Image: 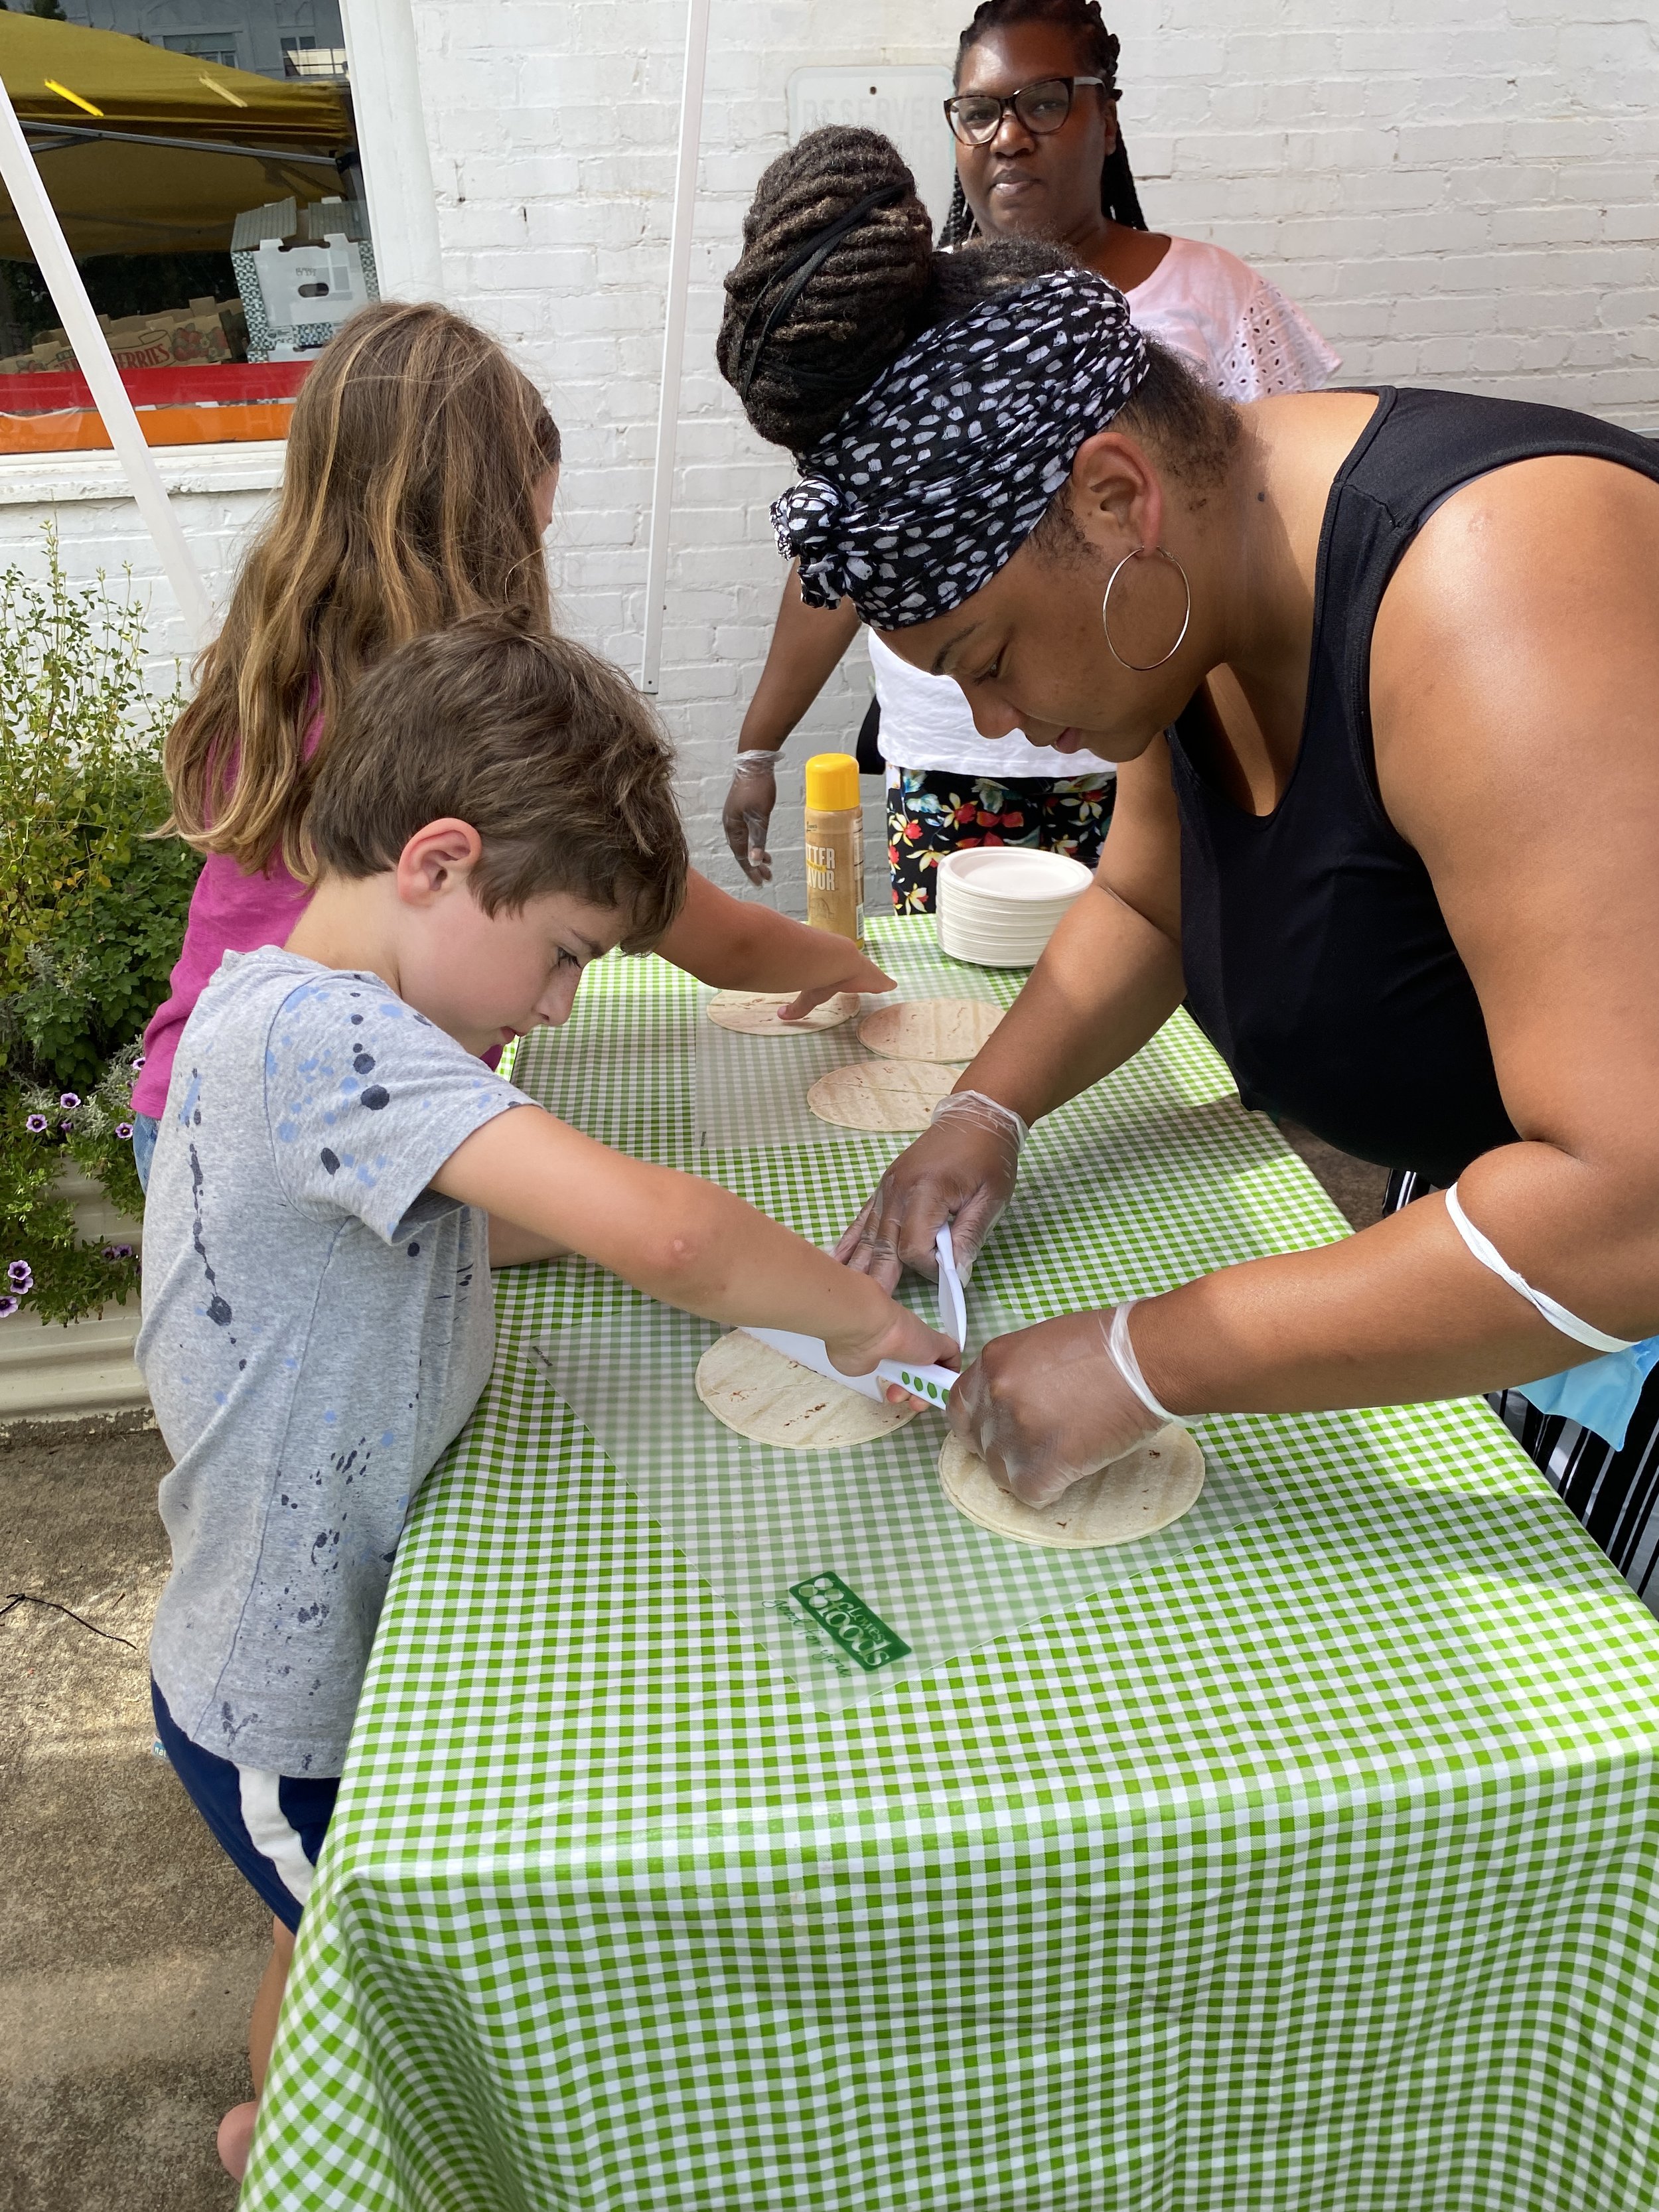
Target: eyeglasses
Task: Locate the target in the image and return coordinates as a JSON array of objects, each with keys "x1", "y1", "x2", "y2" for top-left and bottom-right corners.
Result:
[{"x1": 942, "y1": 75, "x2": 1108, "y2": 148}]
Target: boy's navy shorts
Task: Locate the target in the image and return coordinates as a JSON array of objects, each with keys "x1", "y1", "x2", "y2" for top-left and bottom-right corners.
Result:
[{"x1": 151, "y1": 1680, "x2": 338, "y2": 1933}]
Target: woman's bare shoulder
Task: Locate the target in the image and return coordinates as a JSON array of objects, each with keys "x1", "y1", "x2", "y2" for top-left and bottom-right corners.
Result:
[
  {"x1": 1377, "y1": 453, "x2": 1659, "y2": 703},
  {"x1": 1372, "y1": 451, "x2": 1659, "y2": 848}
]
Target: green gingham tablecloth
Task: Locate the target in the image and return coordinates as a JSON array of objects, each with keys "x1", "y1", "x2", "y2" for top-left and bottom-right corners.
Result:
[{"x1": 243, "y1": 919, "x2": 1659, "y2": 2211}]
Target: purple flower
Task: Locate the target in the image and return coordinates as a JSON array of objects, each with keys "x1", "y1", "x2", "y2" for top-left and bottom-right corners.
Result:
[
  {"x1": 0, "y1": 1297, "x2": 17, "y2": 1320},
  {"x1": 104, "y1": 1244, "x2": 133, "y2": 1262},
  {"x1": 115, "y1": 1123, "x2": 133, "y2": 1141},
  {"x1": 59, "y1": 1119, "x2": 74, "y2": 1134},
  {"x1": 7, "y1": 1261, "x2": 32, "y2": 1291},
  {"x1": 25, "y1": 1113, "x2": 48, "y2": 1134},
  {"x1": 129, "y1": 1055, "x2": 145, "y2": 1071},
  {"x1": 58, "y1": 1092, "x2": 80, "y2": 1110}
]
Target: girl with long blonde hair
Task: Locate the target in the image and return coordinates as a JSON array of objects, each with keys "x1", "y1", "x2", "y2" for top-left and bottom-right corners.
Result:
[{"x1": 133, "y1": 301, "x2": 893, "y2": 1181}]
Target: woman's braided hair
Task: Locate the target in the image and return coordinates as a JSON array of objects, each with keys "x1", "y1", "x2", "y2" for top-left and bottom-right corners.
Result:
[
  {"x1": 717, "y1": 127, "x2": 936, "y2": 451},
  {"x1": 719, "y1": 127, "x2": 1070, "y2": 452},
  {"x1": 938, "y1": 0, "x2": 1146, "y2": 247}
]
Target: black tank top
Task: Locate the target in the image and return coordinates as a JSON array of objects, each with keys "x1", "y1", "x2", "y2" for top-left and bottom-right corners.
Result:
[{"x1": 1169, "y1": 386, "x2": 1659, "y2": 1186}]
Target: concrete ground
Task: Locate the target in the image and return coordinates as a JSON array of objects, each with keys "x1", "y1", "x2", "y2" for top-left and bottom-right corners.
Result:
[
  {"x1": 0, "y1": 1131, "x2": 1386, "y2": 2212},
  {"x1": 1, "y1": 1412, "x2": 264, "y2": 2212}
]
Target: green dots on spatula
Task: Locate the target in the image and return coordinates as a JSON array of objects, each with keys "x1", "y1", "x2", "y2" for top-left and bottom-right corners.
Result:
[{"x1": 899, "y1": 1370, "x2": 949, "y2": 1404}]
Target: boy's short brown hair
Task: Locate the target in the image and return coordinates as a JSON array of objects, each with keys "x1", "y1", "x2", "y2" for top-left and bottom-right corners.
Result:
[{"x1": 304, "y1": 614, "x2": 687, "y2": 948}]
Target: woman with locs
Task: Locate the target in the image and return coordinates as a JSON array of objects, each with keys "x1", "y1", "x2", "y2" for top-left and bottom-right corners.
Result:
[
  {"x1": 721, "y1": 0, "x2": 1336, "y2": 913},
  {"x1": 717, "y1": 128, "x2": 1659, "y2": 1608}
]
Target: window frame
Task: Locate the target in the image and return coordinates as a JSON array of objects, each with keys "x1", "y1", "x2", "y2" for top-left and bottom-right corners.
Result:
[{"x1": 0, "y1": 0, "x2": 438, "y2": 459}]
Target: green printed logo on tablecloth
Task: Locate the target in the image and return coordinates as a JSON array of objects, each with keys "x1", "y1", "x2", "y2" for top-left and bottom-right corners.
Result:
[{"x1": 788, "y1": 1573, "x2": 911, "y2": 1670}]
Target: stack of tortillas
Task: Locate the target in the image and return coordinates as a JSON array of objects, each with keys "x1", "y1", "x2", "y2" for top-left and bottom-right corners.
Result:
[
  {"x1": 695, "y1": 1330, "x2": 919, "y2": 1449},
  {"x1": 938, "y1": 1426, "x2": 1204, "y2": 1548},
  {"x1": 706, "y1": 989, "x2": 860, "y2": 1034},
  {"x1": 803, "y1": 997, "x2": 1005, "y2": 1132}
]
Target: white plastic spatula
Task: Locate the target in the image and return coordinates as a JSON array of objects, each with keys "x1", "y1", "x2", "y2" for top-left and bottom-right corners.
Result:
[
  {"x1": 741, "y1": 1225, "x2": 966, "y2": 1410},
  {"x1": 933, "y1": 1222, "x2": 966, "y2": 1353}
]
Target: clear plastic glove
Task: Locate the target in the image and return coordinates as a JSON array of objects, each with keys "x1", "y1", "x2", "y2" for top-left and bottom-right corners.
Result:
[
  {"x1": 835, "y1": 1090, "x2": 1027, "y2": 1293},
  {"x1": 724, "y1": 750, "x2": 778, "y2": 885},
  {"x1": 946, "y1": 1305, "x2": 1167, "y2": 1507}
]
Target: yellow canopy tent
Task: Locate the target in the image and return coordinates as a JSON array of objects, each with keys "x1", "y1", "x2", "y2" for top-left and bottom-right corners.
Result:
[
  {"x1": 0, "y1": 15, "x2": 350, "y2": 258},
  {"x1": 1, "y1": 14, "x2": 346, "y2": 146}
]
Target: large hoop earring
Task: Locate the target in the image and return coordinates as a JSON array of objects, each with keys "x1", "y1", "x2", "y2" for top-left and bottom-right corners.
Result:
[{"x1": 1102, "y1": 546, "x2": 1192, "y2": 672}]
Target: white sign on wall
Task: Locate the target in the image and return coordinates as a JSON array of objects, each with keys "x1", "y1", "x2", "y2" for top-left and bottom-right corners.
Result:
[{"x1": 786, "y1": 66, "x2": 958, "y2": 240}]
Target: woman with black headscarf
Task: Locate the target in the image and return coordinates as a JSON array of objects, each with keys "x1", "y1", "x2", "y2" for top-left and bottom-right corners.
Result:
[{"x1": 717, "y1": 127, "x2": 1659, "y2": 1609}]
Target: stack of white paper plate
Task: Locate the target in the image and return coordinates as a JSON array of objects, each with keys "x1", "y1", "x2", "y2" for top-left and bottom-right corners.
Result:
[{"x1": 935, "y1": 848, "x2": 1094, "y2": 967}]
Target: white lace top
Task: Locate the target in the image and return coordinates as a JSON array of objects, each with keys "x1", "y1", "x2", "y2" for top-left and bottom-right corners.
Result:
[
  {"x1": 1124, "y1": 234, "x2": 1341, "y2": 403},
  {"x1": 869, "y1": 234, "x2": 1340, "y2": 778}
]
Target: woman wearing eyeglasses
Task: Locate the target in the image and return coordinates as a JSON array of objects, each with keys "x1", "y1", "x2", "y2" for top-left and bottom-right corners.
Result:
[{"x1": 723, "y1": 0, "x2": 1336, "y2": 913}]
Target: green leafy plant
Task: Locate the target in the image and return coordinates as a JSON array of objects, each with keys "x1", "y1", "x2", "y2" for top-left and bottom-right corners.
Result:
[
  {"x1": 2, "y1": 1048, "x2": 145, "y2": 1325},
  {"x1": 1, "y1": 528, "x2": 198, "y2": 1325},
  {"x1": 0, "y1": 528, "x2": 198, "y2": 1090}
]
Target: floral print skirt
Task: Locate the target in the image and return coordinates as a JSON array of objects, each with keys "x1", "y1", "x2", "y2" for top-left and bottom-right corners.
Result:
[{"x1": 883, "y1": 767, "x2": 1115, "y2": 914}]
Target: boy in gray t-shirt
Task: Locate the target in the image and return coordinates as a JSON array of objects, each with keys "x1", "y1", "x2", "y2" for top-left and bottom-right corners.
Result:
[
  {"x1": 140, "y1": 616, "x2": 956, "y2": 2175},
  {"x1": 141, "y1": 950, "x2": 525, "y2": 1778}
]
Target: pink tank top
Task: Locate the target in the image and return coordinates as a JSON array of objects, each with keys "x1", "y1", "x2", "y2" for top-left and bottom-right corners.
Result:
[
  {"x1": 133, "y1": 845, "x2": 314, "y2": 1119},
  {"x1": 135, "y1": 714, "x2": 500, "y2": 1118}
]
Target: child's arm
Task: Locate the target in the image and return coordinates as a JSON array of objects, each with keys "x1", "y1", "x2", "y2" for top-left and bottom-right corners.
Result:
[
  {"x1": 657, "y1": 869, "x2": 894, "y2": 1018},
  {"x1": 488, "y1": 1218, "x2": 571, "y2": 1269},
  {"x1": 435, "y1": 1104, "x2": 957, "y2": 1378}
]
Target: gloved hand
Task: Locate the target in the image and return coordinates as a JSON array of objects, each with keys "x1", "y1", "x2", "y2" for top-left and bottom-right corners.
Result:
[
  {"x1": 723, "y1": 750, "x2": 779, "y2": 885},
  {"x1": 947, "y1": 1302, "x2": 1179, "y2": 1507},
  {"x1": 835, "y1": 1090, "x2": 1027, "y2": 1293}
]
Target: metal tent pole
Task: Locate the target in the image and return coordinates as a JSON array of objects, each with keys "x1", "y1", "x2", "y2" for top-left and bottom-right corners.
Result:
[
  {"x1": 638, "y1": 0, "x2": 711, "y2": 696},
  {"x1": 0, "y1": 77, "x2": 213, "y2": 645}
]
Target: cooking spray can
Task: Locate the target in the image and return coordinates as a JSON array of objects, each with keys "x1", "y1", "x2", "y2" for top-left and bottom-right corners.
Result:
[{"x1": 803, "y1": 751, "x2": 864, "y2": 947}]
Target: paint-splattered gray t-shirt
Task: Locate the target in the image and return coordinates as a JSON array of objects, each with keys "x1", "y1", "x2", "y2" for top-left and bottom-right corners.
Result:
[{"x1": 139, "y1": 946, "x2": 529, "y2": 1775}]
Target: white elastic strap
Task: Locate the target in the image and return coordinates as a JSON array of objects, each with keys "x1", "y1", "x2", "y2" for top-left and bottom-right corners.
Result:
[
  {"x1": 1444, "y1": 1183, "x2": 1634, "y2": 1356},
  {"x1": 1106, "y1": 1299, "x2": 1183, "y2": 1424}
]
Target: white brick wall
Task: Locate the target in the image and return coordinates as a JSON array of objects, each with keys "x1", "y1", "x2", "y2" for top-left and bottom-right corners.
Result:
[
  {"x1": 0, "y1": 450, "x2": 279, "y2": 692},
  {"x1": 1, "y1": 0, "x2": 1654, "y2": 909}
]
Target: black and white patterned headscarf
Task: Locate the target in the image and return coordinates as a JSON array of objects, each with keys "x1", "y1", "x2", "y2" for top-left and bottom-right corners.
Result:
[{"x1": 771, "y1": 266, "x2": 1149, "y2": 628}]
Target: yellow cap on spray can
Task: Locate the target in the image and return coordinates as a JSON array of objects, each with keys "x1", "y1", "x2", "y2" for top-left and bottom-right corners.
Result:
[{"x1": 803, "y1": 751, "x2": 863, "y2": 944}]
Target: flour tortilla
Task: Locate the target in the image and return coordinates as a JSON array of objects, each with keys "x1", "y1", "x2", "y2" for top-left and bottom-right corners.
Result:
[
  {"x1": 707, "y1": 989, "x2": 859, "y2": 1035},
  {"x1": 857, "y1": 999, "x2": 1004, "y2": 1063},
  {"x1": 939, "y1": 1425, "x2": 1204, "y2": 1547},
  {"x1": 696, "y1": 1329, "x2": 919, "y2": 1449},
  {"x1": 806, "y1": 1059, "x2": 957, "y2": 1132}
]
